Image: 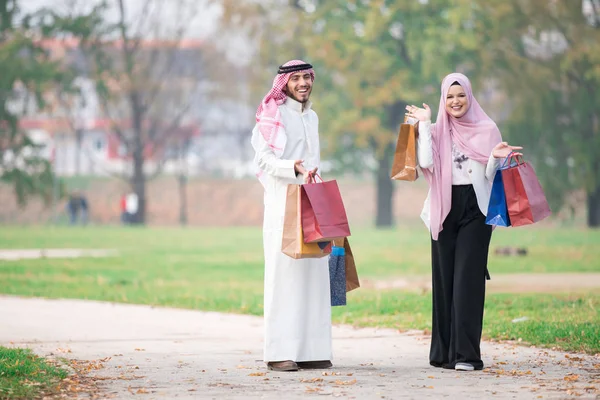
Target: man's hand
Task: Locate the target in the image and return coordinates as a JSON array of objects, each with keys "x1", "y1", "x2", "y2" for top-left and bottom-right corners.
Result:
[
  {"x1": 303, "y1": 167, "x2": 318, "y2": 184},
  {"x1": 492, "y1": 142, "x2": 523, "y2": 159},
  {"x1": 294, "y1": 160, "x2": 306, "y2": 176}
]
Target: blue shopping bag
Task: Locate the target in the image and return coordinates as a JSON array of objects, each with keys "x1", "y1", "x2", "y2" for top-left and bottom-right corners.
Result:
[
  {"x1": 486, "y1": 155, "x2": 514, "y2": 227},
  {"x1": 328, "y1": 246, "x2": 347, "y2": 306}
]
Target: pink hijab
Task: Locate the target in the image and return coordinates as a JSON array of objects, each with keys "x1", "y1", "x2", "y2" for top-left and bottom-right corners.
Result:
[{"x1": 422, "y1": 73, "x2": 502, "y2": 240}]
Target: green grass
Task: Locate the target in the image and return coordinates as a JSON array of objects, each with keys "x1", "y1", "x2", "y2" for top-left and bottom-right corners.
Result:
[
  {"x1": 0, "y1": 347, "x2": 67, "y2": 399},
  {"x1": 333, "y1": 291, "x2": 599, "y2": 354},
  {"x1": 0, "y1": 225, "x2": 599, "y2": 354}
]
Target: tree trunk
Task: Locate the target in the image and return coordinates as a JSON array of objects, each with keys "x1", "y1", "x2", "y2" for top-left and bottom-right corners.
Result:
[
  {"x1": 75, "y1": 128, "x2": 82, "y2": 175},
  {"x1": 587, "y1": 112, "x2": 599, "y2": 228},
  {"x1": 131, "y1": 149, "x2": 145, "y2": 225},
  {"x1": 588, "y1": 186, "x2": 600, "y2": 227},
  {"x1": 374, "y1": 100, "x2": 406, "y2": 228},
  {"x1": 178, "y1": 142, "x2": 188, "y2": 226},
  {"x1": 375, "y1": 144, "x2": 395, "y2": 228},
  {"x1": 131, "y1": 93, "x2": 146, "y2": 225},
  {"x1": 178, "y1": 173, "x2": 187, "y2": 226}
]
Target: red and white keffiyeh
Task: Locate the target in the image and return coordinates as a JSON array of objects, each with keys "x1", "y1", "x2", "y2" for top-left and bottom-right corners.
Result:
[{"x1": 254, "y1": 60, "x2": 315, "y2": 185}]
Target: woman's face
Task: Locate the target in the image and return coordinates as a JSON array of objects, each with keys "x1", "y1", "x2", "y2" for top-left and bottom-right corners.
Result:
[{"x1": 445, "y1": 84, "x2": 469, "y2": 118}]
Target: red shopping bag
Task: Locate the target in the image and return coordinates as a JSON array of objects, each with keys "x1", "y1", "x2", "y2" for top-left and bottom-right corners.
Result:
[
  {"x1": 501, "y1": 155, "x2": 551, "y2": 227},
  {"x1": 301, "y1": 174, "x2": 351, "y2": 243}
]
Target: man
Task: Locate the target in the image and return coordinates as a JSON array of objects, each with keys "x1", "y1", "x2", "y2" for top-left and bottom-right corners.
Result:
[
  {"x1": 251, "y1": 60, "x2": 332, "y2": 372},
  {"x1": 66, "y1": 191, "x2": 80, "y2": 225}
]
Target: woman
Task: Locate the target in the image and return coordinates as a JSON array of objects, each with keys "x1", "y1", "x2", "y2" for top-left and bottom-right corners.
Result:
[{"x1": 405, "y1": 73, "x2": 521, "y2": 371}]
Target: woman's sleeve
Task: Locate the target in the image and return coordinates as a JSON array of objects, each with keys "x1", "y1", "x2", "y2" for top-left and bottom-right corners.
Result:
[
  {"x1": 417, "y1": 120, "x2": 434, "y2": 170},
  {"x1": 485, "y1": 153, "x2": 502, "y2": 181}
]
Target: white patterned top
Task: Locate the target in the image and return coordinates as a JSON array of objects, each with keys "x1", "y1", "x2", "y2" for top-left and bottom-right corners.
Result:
[{"x1": 452, "y1": 141, "x2": 471, "y2": 185}]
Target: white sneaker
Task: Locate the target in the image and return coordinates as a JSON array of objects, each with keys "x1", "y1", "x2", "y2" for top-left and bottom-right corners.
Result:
[{"x1": 455, "y1": 362, "x2": 475, "y2": 371}]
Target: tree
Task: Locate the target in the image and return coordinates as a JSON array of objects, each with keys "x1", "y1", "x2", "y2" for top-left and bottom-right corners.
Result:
[
  {"x1": 75, "y1": 0, "x2": 212, "y2": 224},
  {"x1": 0, "y1": 0, "x2": 105, "y2": 205},
  {"x1": 297, "y1": 0, "x2": 482, "y2": 227},
  {"x1": 220, "y1": 0, "x2": 482, "y2": 227},
  {"x1": 473, "y1": 0, "x2": 600, "y2": 226}
]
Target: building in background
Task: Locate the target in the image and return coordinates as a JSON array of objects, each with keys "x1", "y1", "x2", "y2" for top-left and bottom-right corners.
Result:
[{"x1": 12, "y1": 37, "x2": 254, "y2": 178}]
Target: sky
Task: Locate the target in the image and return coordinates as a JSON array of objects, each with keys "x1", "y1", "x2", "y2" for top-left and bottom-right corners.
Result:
[
  {"x1": 20, "y1": 0, "x2": 221, "y2": 39},
  {"x1": 20, "y1": 0, "x2": 255, "y2": 64}
]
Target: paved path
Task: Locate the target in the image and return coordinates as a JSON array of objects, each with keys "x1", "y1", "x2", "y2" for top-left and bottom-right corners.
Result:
[
  {"x1": 0, "y1": 249, "x2": 117, "y2": 261},
  {"x1": 0, "y1": 296, "x2": 598, "y2": 399}
]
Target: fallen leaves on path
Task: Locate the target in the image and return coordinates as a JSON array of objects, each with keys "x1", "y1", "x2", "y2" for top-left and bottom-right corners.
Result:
[
  {"x1": 565, "y1": 354, "x2": 584, "y2": 362},
  {"x1": 333, "y1": 379, "x2": 357, "y2": 386},
  {"x1": 249, "y1": 372, "x2": 266, "y2": 377},
  {"x1": 484, "y1": 368, "x2": 533, "y2": 376},
  {"x1": 564, "y1": 374, "x2": 580, "y2": 382},
  {"x1": 301, "y1": 377, "x2": 323, "y2": 383},
  {"x1": 305, "y1": 386, "x2": 323, "y2": 392},
  {"x1": 54, "y1": 348, "x2": 72, "y2": 354}
]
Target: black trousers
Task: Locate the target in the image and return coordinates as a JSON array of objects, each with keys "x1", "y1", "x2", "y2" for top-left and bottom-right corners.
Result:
[{"x1": 429, "y1": 185, "x2": 492, "y2": 370}]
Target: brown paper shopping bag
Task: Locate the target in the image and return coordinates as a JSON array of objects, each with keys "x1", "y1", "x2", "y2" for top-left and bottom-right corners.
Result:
[
  {"x1": 333, "y1": 237, "x2": 360, "y2": 292},
  {"x1": 390, "y1": 116, "x2": 419, "y2": 181},
  {"x1": 282, "y1": 184, "x2": 332, "y2": 259}
]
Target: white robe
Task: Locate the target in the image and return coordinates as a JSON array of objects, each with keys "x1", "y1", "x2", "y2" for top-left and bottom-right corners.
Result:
[{"x1": 251, "y1": 97, "x2": 332, "y2": 363}]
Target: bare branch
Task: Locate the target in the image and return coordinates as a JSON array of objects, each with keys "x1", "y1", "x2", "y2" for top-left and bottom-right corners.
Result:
[
  {"x1": 146, "y1": 101, "x2": 193, "y2": 159},
  {"x1": 97, "y1": 94, "x2": 131, "y2": 152},
  {"x1": 145, "y1": 157, "x2": 169, "y2": 181},
  {"x1": 82, "y1": 146, "x2": 130, "y2": 183}
]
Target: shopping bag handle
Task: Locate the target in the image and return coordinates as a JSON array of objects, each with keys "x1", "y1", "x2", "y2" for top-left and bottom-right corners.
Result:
[
  {"x1": 306, "y1": 172, "x2": 324, "y2": 184},
  {"x1": 403, "y1": 114, "x2": 418, "y2": 126},
  {"x1": 500, "y1": 151, "x2": 525, "y2": 169}
]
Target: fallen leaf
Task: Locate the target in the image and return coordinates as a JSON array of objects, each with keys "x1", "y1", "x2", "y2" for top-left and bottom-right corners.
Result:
[
  {"x1": 134, "y1": 348, "x2": 145, "y2": 352},
  {"x1": 249, "y1": 372, "x2": 266, "y2": 377},
  {"x1": 564, "y1": 374, "x2": 579, "y2": 382},
  {"x1": 305, "y1": 386, "x2": 323, "y2": 392},
  {"x1": 136, "y1": 388, "x2": 148, "y2": 394},
  {"x1": 301, "y1": 377, "x2": 324, "y2": 383},
  {"x1": 334, "y1": 379, "x2": 357, "y2": 386}
]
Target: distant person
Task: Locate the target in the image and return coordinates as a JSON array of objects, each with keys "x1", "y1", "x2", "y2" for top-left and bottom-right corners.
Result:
[
  {"x1": 125, "y1": 192, "x2": 138, "y2": 224},
  {"x1": 79, "y1": 192, "x2": 89, "y2": 225},
  {"x1": 120, "y1": 193, "x2": 128, "y2": 224},
  {"x1": 66, "y1": 192, "x2": 80, "y2": 225},
  {"x1": 251, "y1": 60, "x2": 331, "y2": 372},
  {"x1": 406, "y1": 73, "x2": 522, "y2": 371}
]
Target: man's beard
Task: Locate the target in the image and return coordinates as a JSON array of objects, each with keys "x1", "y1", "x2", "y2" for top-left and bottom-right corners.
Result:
[{"x1": 285, "y1": 88, "x2": 311, "y2": 104}]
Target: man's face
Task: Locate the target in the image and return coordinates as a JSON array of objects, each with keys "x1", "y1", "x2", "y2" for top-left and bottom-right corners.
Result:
[{"x1": 285, "y1": 71, "x2": 313, "y2": 103}]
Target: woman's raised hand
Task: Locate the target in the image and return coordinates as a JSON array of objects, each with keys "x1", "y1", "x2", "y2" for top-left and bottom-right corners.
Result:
[
  {"x1": 492, "y1": 142, "x2": 523, "y2": 159},
  {"x1": 405, "y1": 103, "x2": 431, "y2": 122}
]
